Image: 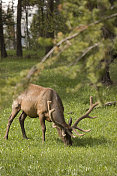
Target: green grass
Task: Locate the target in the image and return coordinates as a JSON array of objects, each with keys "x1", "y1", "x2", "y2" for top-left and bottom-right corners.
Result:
[{"x1": 0, "y1": 58, "x2": 117, "y2": 176}]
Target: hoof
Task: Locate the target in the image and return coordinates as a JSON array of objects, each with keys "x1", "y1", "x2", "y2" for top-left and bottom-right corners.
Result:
[
  {"x1": 4, "y1": 136, "x2": 8, "y2": 140},
  {"x1": 23, "y1": 136, "x2": 29, "y2": 140}
]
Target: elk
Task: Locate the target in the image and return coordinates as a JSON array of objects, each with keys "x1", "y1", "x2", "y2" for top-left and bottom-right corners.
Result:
[{"x1": 4, "y1": 84, "x2": 98, "y2": 145}]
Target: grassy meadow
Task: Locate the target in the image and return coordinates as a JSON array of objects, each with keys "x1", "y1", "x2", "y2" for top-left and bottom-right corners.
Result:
[{"x1": 0, "y1": 57, "x2": 117, "y2": 176}]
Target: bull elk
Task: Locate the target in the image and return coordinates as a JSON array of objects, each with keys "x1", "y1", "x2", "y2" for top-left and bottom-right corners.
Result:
[{"x1": 4, "y1": 84, "x2": 98, "y2": 145}]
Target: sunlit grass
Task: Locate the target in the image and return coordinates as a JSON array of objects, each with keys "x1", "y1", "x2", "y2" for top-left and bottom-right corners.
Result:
[{"x1": 0, "y1": 58, "x2": 117, "y2": 176}]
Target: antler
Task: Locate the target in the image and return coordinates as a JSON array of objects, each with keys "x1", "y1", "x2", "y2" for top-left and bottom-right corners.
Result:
[
  {"x1": 71, "y1": 96, "x2": 98, "y2": 136},
  {"x1": 47, "y1": 101, "x2": 76, "y2": 138},
  {"x1": 47, "y1": 101, "x2": 55, "y2": 121}
]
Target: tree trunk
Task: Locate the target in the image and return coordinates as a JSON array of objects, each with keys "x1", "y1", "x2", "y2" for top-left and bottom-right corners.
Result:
[
  {"x1": 25, "y1": 5, "x2": 30, "y2": 48},
  {"x1": 0, "y1": 1, "x2": 7, "y2": 58},
  {"x1": 45, "y1": 0, "x2": 54, "y2": 53},
  {"x1": 16, "y1": 0, "x2": 22, "y2": 57},
  {"x1": 40, "y1": 0, "x2": 44, "y2": 37},
  {"x1": 101, "y1": 65, "x2": 113, "y2": 85},
  {"x1": 12, "y1": 0, "x2": 16, "y2": 50}
]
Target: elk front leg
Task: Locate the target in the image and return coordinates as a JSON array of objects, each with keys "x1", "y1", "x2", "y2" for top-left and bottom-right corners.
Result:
[
  {"x1": 19, "y1": 112, "x2": 27, "y2": 139},
  {"x1": 4, "y1": 109, "x2": 20, "y2": 139},
  {"x1": 39, "y1": 113, "x2": 46, "y2": 143}
]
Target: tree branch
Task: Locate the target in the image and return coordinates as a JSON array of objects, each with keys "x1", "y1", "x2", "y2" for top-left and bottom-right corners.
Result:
[
  {"x1": 41, "y1": 27, "x2": 88, "y2": 63},
  {"x1": 26, "y1": 13, "x2": 117, "y2": 81},
  {"x1": 89, "y1": 13, "x2": 117, "y2": 26},
  {"x1": 72, "y1": 43, "x2": 100, "y2": 65},
  {"x1": 26, "y1": 65, "x2": 38, "y2": 80},
  {"x1": 41, "y1": 13, "x2": 117, "y2": 63}
]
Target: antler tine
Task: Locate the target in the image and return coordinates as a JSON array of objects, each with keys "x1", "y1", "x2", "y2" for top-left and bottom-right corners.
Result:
[
  {"x1": 74, "y1": 126, "x2": 91, "y2": 132},
  {"x1": 71, "y1": 96, "x2": 98, "y2": 136},
  {"x1": 90, "y1": 96, "x2": 93, "y2": 107},
  {"x1": 90, "y1": 96, "x2": 99, "y2": 109},
  {"x1": 47, "y1": 101, "x2": 55, "y2": 121},
  {"x1": 72, "y1": 128, "x2": 85, "y2": 136}
]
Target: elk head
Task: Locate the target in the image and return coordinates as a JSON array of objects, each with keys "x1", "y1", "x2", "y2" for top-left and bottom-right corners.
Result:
[{"x1": 47, "y1": 96, "x2": 98, "y2": 146}]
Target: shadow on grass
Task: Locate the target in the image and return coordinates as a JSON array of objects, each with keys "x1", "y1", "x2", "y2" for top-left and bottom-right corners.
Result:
[
  {"x1": 56, "y1": 136, "x2": 108, "y2": 147},
  {"x1": 73, "y1": 136, "x2": 108, "y2": 147}
]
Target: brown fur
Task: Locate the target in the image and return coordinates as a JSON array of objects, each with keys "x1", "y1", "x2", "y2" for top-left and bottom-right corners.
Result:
[{"x1": 4, "y1": 84, "x2": 72, "y2": 145}]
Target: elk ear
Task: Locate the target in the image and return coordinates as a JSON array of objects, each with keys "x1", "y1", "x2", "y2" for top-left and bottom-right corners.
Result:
[{"x1": 68, "y1": 118, "x2": 72, "y2": 126}]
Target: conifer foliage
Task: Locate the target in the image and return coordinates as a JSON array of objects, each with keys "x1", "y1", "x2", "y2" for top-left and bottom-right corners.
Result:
[{"x1": 59, "y1": 0, "x2": 117, "y2": 85}]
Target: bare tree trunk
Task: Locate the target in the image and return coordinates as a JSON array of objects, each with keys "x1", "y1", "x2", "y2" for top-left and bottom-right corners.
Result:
[
  {"x1": 0, "y1": 1, "x2": 7, "y2": 58},
  {"x1": 16, "y1": 0, "x2": 22, "y2": 57},
  {"x1": 25, "y1": 6, "x2": 29, "y2": 48},
  {"x1": 45, "y1": 0, "x2": 54, "y2": 53}
]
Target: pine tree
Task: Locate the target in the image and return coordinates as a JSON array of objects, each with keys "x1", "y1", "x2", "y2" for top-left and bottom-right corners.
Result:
[
  {"x1": 0, "y1": 0, "x2": 7, "y2": 58},
  {"x1": 5, "y1": 4, "x2": 16, "y2": 49},
  {"x1": 60, "y1": 0, "x2": 117, "y2": 85},
  {"x1": 30, "y1": 0, "x2": 68, "y2": 52},
  {"x1": 16, "y1": 0, "x2": 23, "y2": 57}
]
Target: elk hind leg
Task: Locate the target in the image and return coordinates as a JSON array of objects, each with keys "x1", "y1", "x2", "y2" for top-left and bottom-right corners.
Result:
[{"x1": 19, "y1": 111, "x2": 27, "y2": 139}]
